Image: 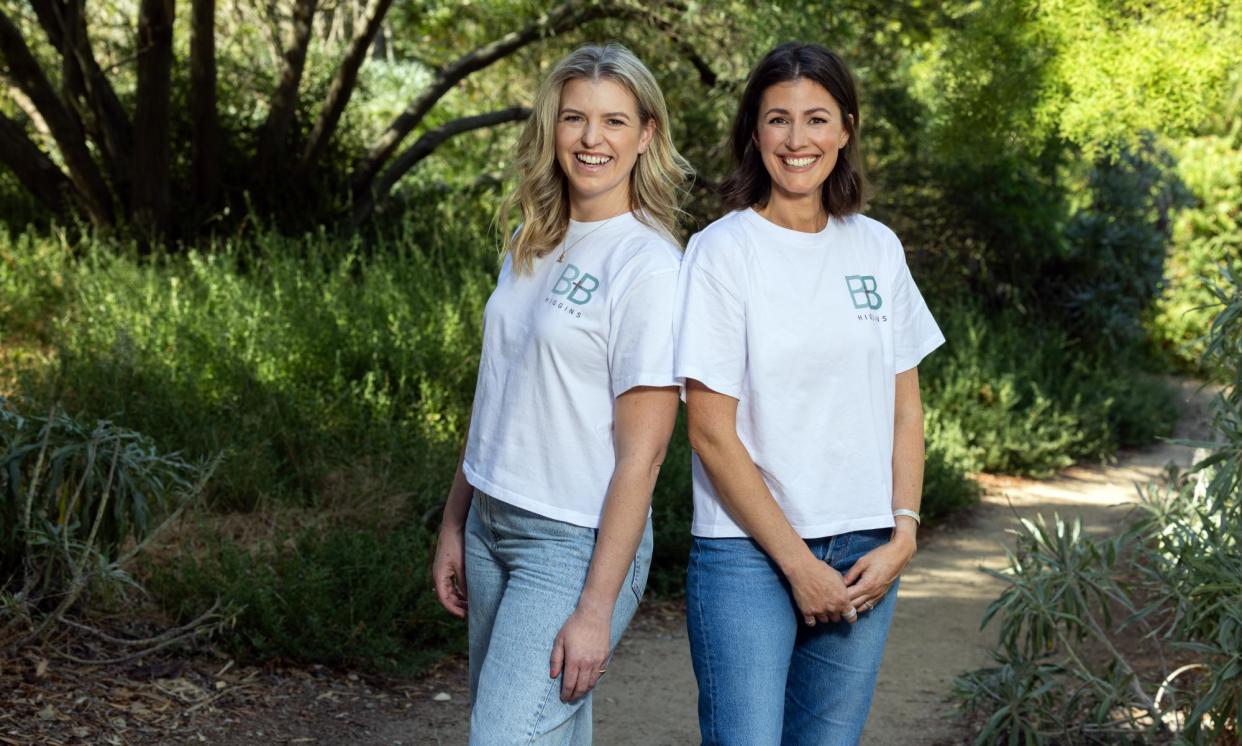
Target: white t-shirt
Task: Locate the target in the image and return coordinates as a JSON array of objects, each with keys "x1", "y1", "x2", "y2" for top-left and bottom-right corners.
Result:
[
  {"x1": 463, "y1": 212, "x2": 681, "y2": 528},
  {"x1": 674, "y1": 208, "x2": 944, "y2": 538}
]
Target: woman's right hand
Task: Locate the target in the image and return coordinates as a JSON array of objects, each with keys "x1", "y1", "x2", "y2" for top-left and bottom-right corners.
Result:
[
  {"x1": 785, "y1": 555, "x2": 854, "y2": 625},
  {"x1": 432, "y1": 523, "x2": 468, "y2": 618}
]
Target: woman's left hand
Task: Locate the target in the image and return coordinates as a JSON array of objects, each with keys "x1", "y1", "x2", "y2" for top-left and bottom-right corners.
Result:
[
  {"x1": 549, "y1": 604, "x2": 613, "y2": 702},
  {"x1": 844, "y1": 533, "x2": 916, "y2": 614}
]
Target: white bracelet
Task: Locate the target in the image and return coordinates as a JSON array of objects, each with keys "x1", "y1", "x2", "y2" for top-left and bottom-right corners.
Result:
[{"x1": 893, "y1": 509, "x2": 921, "y2": 526}]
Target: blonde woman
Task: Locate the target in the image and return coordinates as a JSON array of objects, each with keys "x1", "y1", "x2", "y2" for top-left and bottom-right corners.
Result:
[{"x1": 431, "y1": 44, "x2": 691, "y2": 744}]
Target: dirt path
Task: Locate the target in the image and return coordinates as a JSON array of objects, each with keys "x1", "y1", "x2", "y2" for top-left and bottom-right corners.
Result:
[{"x1": 406, "y1": 381, "x2": 1211, "y2": 745}]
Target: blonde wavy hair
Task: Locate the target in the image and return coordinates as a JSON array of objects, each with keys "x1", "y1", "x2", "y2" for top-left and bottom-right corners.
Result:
[{"x1": 498, "y1": 43, "x2": 693, "y2": 274}]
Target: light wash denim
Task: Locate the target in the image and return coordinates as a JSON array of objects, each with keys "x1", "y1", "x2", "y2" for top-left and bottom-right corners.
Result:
[
  {"x1": 687, "y1": 528, "x2": 899, "y2": 746},
  {"x1": 465, "y1": 491, "x2": 653, "y2": 745}
]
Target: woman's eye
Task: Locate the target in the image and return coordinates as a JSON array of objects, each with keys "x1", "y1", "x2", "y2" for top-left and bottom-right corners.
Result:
[
  {"x1": 810, "y1": 117, "x2": 828, "y2": 125},
  {"x1": 561, "y1": 114, "x2": 582, "y2": 123},
  {"x1": 768, "y1": 117, "x2": 788, "y2": 125},
  {"x1": 607, "y1": 118, "x2": 626, "y2": 127}
]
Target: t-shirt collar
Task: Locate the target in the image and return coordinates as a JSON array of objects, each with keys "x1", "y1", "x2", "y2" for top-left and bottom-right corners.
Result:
[{"x1": 567, "y1": 210, "x2": 638, "y2": 234}]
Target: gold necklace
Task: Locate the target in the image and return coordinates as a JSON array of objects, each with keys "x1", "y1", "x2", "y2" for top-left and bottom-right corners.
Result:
[{"x1": 557, "y1": 214, "x2": 620, "y2": 263}]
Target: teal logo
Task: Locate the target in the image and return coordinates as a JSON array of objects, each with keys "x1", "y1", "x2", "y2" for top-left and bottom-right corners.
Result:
[
  {"x1": 845, "y1": 275, "x2": 882, "y2": 310},
  {"x1": 552, "y1": 264, "x2": 600, "y2": 306}
]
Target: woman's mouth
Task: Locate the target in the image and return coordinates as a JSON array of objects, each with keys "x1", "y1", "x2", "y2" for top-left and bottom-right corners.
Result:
[
  {"x1": 575, "y1": 153, "x2": 613, "y2": 166},
  {"x1": 780, "y1": 155, "x2": 820, "y2": 169}
]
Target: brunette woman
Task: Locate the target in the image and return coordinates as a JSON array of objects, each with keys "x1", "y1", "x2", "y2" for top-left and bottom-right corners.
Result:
[{"x1": 674, "y1": 42, "x2": 943, "y2": 745}]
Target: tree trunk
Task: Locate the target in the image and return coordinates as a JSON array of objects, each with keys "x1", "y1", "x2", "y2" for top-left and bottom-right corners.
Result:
[
  {"x1": 29, "y1": 1, "x2": 134, "y2": 201},
  {"x1": 296, "y1": 0, "x2": 394, "y2": 178},
  {"x1": 65, "y1": 1, "x2": 133, "y2": 202},
  {"x1": 0, "y1": 111, "x2": 71, "y2": 216},
  {"x1": 190, "y1": 0, "x2": 220, "y2": 212},
  {"x1": 131, "y1": 0, "x2": 175, "y2": 238},
  {"x1": 349, "y1": 0, "x2": 632, "y2": 203},
  {"x1": 253, "y1": 0, "x2": 317, "y2": 184},
  {"x1": 351, "y1": 106, "x2": 530, "y2": 225},
  {"x1": 0, "y1": 7, "x2": 113, "y2": 225}
]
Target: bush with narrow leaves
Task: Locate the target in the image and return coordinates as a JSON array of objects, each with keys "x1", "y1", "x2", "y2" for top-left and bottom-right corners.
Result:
[
  {"x1": 0, "y1": 398, "x2": 214, "y2": 649},
  {"x1": 955, "y1": 270, "x2": 1242, "y2": 744}
]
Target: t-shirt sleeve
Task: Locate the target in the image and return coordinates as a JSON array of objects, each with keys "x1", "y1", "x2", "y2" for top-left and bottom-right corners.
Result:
[
  {"x1": 891, "y1": 246, "x2": 945, "y2": 372},
  {"x1": 674, "y1": 237, "x2": 747, "y2": 399},
  {"x1": 607, "y1": 265, "x2": 679, "y2": 397}
]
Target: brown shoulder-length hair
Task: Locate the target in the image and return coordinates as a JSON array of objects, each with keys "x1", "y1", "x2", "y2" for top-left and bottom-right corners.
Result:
[{"x1": 720, "y1": 42, "x2": 866, "y2": 218}]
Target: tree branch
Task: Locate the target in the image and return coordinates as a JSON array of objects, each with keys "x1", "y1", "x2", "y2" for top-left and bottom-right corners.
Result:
[
  {"x1": 4, "y1": 82, "x2": 54, "y2": 145},
  {"x1": 295, "y1": 0, "x2": 394, "y2": 177},
  {"x1": 0, "y1": 6, "x2": 113, "y2": 225},
  {"x1": 681, "y1": 43, "x2": 717, "y2": 88},
  {"x1": 29, "y1": 0, "x2": 133, "y2": 197},
  {"x1": 351, "y1": 106, "x2": 530, "y2": 225},
  {"x1": 349, "y1": 0, "x2": 633, "y2": 200},
  {"x1": 49, "y1": 602, "x2": 222, "y2": 665},
  {"x1": 0, "y1": 111, "x2": 72, "y2": 216},
  {"x1": 644, "y1": 9, "x2": 717, "y2": 88},
  {"x1": 253, "y1": 0, "x2": 318, "y2": 182}
]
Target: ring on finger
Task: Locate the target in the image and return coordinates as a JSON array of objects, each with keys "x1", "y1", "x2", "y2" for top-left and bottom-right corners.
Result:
[
  {"x1": 864, "y1": 599, "x2": 876, "y2": 611},
  {"x1": 843, "y1": 606, "x2": 858, "y2": 620}
]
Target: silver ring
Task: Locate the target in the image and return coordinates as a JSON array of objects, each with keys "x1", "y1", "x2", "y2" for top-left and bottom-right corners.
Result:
[
  {"x1": 864, "y1": 600, "x2": 875, "y2": 611},
  {"x1": 844, "y1": 606, "x2": 858, "y2": 620}
]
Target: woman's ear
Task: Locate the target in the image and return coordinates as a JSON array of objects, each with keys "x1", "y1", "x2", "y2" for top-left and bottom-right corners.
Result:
[{"x1": 638, "y1": 118, "x2": 656, "y2": 155}]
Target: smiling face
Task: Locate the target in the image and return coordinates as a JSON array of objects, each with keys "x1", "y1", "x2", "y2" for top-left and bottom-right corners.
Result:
[
  {"x1": 555, "y1": 77, "x2": 655, "y2": 221},
  {"x1": 754, "y1": 77, "x2": 851, "y2": 205}
]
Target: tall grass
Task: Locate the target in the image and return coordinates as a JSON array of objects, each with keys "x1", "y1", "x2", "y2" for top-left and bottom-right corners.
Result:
[
  {"x1": 148, "y1": 522, "x2": 455, "y2": 671},
  {"x1": 0, "y1": 226, "x2": 73, "y2": 345},
  {"x1": 23, "y1": 227, "x2": 494, "y2": 513}
]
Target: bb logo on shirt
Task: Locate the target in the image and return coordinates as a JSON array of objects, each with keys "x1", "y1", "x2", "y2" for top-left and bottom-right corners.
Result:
[
  {"x1": 845, "y1": 275, "x2": 882, "y2": 310},
  {"x1": 552, "y1": 264, "x2": 600, "y2": 306}
]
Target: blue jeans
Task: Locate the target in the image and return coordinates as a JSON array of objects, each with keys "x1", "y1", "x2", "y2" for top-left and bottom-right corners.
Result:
[
  {"x1": 465, "y1": 491, "x2": 653, "y2": 745},
  {"x1": 687, "y1": 528, "x2": 899, "y2": 746}
]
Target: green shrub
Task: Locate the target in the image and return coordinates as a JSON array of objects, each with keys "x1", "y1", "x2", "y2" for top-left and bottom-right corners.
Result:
[
  {"x1": 0, "y1": 397, "x2": 213, "y2": 646},
  {"x1": 886, "y1": 135, "x2": 1182, "y2": 358},
  {"x1": 1149, "y1": 135, "x2": 1242, "y2": 370},
  {"x1": 920, "y1": 444, "x2": 982, "y2": 524},
  {"x1": 14, "y1": 215, "x2": 495, "y2": 513},
  {"x1": 922, "y1": 302, "x2": 1177, "y2": 477},
  {"x1": 0, "y1": 170, "x2": 51, "y2": 235},
  {"x1": 953, "y1": 514, "x2": 1159, "y2": 744},
  {"x1": 649, "y1": 412, "x2": 692, "y2": 597},
  {"x1": 954, "y1": 270, "x2": 1242, "y2": 744},
  {"x1": 1053, "y1": 139, "x2": 1186, "y2": 352},
  {"x1": 0, "y1": 226, "x2": 73, "y2": 345},
  {"x1": 149, "y1": 523, "x2": 457, "y2": 672}
]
